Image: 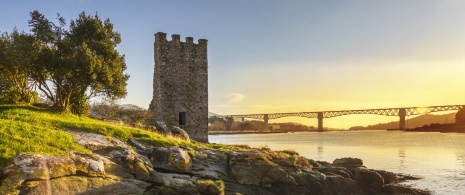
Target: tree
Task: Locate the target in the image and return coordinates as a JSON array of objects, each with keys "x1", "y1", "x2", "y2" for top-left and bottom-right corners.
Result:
[
  {"x1": 456, "y1": 108, "x2": 465, "y2": 126},
  {"x1": 224, "y1": 117, "x2": 234, "y2": 131},
  {"x1": 28, "y1": 10, "x2": 129, "y2": 113},
  {"x1": 0, "y1": 29, "x2": 39, "y2": 104}
]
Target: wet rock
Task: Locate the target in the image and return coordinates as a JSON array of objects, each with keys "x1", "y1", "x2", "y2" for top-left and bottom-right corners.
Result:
[
  {"x1": 355, "y1": 167, "x2": 384, "y2": 192},
  {"x1": 171, "y1": 126, "x2": 190, "y2": 141},
  {"x1": 373, "y1": 169, "x2": 399, "y2": 184},
  {"x1": 151, "y1": 147, "x2": 192, "y2": 173},
  {"x1": 383, "y1": 184, "x2": 432, "y2": 195}
]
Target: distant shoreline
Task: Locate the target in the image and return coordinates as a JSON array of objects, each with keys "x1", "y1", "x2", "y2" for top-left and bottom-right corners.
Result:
[{"x1": 209, "y1": 127, "x2": 465, "y2": 135}]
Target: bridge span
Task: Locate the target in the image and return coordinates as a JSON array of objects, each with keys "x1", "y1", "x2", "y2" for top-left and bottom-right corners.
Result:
[{"x1": 221, "y1": 105, "x2": 465, "y2": 131}]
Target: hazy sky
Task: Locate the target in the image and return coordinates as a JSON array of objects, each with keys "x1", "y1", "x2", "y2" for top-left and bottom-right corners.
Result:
[{"x1": 2, "y1": 0, "x2": 465, "y2": 128}]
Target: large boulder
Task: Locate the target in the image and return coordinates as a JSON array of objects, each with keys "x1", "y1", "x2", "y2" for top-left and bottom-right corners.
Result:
[
  {"x1": 332, "y1": 157, "x2": 365, "y2": 173},
  {"x1": 228, "y1": 150, "x2": 297, "y2": 187},
  {"x1": 355, "y1": 167, "x2": 385, "y2": 192},
  {"x1": 171, "y1": 126, "x2": 190, "y2": 141},
  {"x1": 150, "y1": 147, "x2": 192, "y2": 173},
  {"x1": 154, "y1": 121, "x2": 172, "y2": 136}
]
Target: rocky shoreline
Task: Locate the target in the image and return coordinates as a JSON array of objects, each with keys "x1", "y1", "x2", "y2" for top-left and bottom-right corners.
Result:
[{"x1": 0, "y1": 130, "x2": 430, "y2": 195}]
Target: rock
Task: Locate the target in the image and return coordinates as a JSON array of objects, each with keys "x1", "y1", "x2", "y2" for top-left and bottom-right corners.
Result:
[
  {"x1": 128, "y1": 138, "x2": 153, "y2": 155},
  {"x1": 23, "y1": 176, "x2": 150, "y2": 195},
  {"x1": 315, "y1": 167, "x2": 354, "y2": 179},
  {"x1": 383, "y1": 184, "x2": 432, "y2": 195},
  {"x1": 228, "y1": 150, "x2": 297, "y2": 187},
  {"x1": 3, "y1": 154, "x2": 76, "y2": 181},
  {"x1": 266, "y1": 150, "x2": 313, "y2": 172},
  {"x1": 67, "y1": 130, "x2": 128, "y2": 151},
  {"x1": 151, "y1": 147, "x2": 192, "y2": 173},
  {"x1": 324, "y1": 175, "x2": 367, "y2": 195},
  {"x1": 355, "y1": 167, "x2": 384, "y2": 192},
  {"x1": 332, "y1": 157, "x2": 365, "y2": 173},
  {"x1": 373, "y1": 169, "x2": 399, "y2": 184},
  {"x1": 72, "y1": 152, "x2": 109, "y2": 177},
  {"x1": 191, "y1": 149, "x2": 229, "y2": 179},
  {"x1": 171, "y1": 126, "x2": 190, "y2": 141},
  {"x1": 119, "y1": 148, "x2": 164, "y2": 184},
  {"x1": 154, "y1": 121, "x2": 172, "y2": 136},
  {"x1": 158, "y1": 173, "x2": 197, "y2": 195}
]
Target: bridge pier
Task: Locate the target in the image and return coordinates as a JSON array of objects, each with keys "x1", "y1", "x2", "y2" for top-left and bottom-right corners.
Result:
[
  {"x1": 263, "y1": 114, "x2": 269, "y2": 132},
  {"x1": 399, "y1": 108, "x2": 406, "y2": 130},
  {"x1": 317, "y1": 112, "x2": 324, "y2": 131}
]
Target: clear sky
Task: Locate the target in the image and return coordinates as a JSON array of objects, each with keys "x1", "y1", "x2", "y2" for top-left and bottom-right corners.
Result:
[{"x1": 1, "y1": 0, "x2": 465, "y2": 128}]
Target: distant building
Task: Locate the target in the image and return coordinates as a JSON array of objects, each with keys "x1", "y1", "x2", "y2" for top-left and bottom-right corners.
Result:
[{"x1": 151, "y1": 32, "x2": 209, "y2": 142}]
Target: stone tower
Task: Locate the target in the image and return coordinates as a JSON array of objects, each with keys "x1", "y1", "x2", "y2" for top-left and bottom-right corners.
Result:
[{"x1": 152, "y1": 32, "x2": 208, "y2": 142}]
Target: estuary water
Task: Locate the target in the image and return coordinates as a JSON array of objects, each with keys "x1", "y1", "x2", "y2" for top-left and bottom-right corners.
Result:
[{"x1": 209, "y1": 130, "x2": 465, "y2": 194}]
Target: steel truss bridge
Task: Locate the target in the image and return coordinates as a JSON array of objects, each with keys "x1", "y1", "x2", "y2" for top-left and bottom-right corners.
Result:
[{"x1": 221, "y1": 105, "x2": 465, "y2": 131}]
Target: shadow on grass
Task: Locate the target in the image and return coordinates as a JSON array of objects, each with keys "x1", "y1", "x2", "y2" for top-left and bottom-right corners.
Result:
[
  {"x1": 0, "y1": 104, "x2": 44, "y2": 112},
  {"x1": 0, "y1": 104, "x2": 68, "y2": 114}
]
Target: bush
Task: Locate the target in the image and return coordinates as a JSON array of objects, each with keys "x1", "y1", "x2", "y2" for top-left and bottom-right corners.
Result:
[{"x1": 196, "y1": 179, "x2": 225, "y2": 195}]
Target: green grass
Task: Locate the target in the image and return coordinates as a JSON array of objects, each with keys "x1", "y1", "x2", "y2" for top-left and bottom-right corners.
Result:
[{"x1": 0, "y1": 104, "x2": 248, "y2": 168}]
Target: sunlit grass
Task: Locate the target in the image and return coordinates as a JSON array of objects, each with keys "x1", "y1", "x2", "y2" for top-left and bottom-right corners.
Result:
[{"x1": 0, "y1": 104, "x2": 247, "y2": 168}]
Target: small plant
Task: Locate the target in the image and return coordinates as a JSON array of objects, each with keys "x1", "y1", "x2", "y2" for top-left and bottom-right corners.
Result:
[{"x1": 196, "y1": 179, "x2": 225, "y2": 195}]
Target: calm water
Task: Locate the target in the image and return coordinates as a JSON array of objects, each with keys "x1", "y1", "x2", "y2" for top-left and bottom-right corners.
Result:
[{"x1": 209, "y1": 130, "x2": 465, "y2": 195}]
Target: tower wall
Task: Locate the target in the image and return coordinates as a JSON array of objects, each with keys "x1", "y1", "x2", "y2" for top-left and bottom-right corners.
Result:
[{"x1": 152, "y1": 32, "x2": 208, "y2": 142}]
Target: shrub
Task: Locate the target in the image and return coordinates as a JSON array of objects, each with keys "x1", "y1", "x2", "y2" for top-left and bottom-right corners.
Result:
[{"x1": 196, "y1": 179, "x2": 225, "y2": 195}]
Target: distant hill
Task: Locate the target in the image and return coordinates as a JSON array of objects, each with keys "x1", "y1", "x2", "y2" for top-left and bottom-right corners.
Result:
[
  {"x1": 208, "y1": 112, "x2": 219, "y2": 117},
  {"x1": 350, "y1": 113, "x2": 457, "y2": 130}
]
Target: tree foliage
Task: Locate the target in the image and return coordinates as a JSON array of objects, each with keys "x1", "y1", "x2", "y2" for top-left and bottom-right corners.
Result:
[
  {"x1": 27, "y1": 10, "x2": 129, "y2": 113},
  {"x1": 456, "y1": 108, "x2": 465, "y2": 125},
  {"x1": 0, "y1": 29, "x2": 39, "y2": 104}
]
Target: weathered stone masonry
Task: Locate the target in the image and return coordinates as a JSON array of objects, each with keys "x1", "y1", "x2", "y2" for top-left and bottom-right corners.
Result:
[{"x1": 152, "y1": 32, "x2": 208, "y2": 142}]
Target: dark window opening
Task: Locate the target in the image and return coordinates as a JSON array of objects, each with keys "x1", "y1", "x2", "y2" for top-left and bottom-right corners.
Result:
[{"x1": 179, "y1": 112, "x2": 186, "y2": 126}]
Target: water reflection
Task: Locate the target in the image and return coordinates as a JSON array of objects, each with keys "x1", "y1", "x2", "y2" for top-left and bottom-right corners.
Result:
[
  {"x1": 398, "y1": 149, "x2": 406, "y2": 170},
  {"x1": 317, "y1": 146, "x2": 324, "y2": 157}
]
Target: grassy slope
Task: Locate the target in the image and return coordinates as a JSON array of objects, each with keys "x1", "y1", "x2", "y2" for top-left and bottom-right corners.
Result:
[{"x1": 0, "y1": 105, "x2": 240, "y2": 168}]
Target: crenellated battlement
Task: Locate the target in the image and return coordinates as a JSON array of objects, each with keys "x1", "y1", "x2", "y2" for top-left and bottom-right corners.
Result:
[
  {"x1": 152, "y1": 32, "x2": 208, "y2": 142},
  {"x1": 155, "y1": 32, "x2": 207, "y2": 45}
]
